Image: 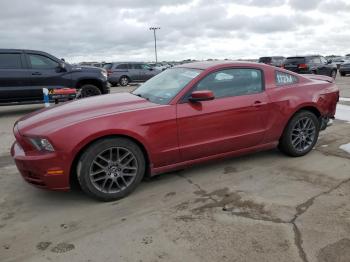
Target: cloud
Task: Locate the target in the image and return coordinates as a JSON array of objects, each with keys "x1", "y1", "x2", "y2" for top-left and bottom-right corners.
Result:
[
  {"x1": 0, "y1": 0, "x2": 348, "y2": 62},
  {"x1": 288, "y1": 0, "x2": 323, "y2": 10}
]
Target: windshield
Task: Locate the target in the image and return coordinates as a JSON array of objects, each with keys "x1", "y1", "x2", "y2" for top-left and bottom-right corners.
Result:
[{"x1": 132, "y1": 68, "x2": 202, "y2": 104}]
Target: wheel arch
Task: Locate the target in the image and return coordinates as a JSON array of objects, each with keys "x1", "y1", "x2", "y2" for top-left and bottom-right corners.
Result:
[
  {"x1": 279, "y1": 104, "x2": 321, "y2": 140},
  {"x1": 76, "y1": 78, "x2": 104, "y2": 92},
  {"x1": 69, "y1": 133, "x2": 151, "y2": 189}
]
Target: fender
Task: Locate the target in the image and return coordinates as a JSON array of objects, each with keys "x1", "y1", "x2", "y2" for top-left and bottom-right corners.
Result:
[{"x1": 70, "y1": 128, "x2": 153, "y2": 168}]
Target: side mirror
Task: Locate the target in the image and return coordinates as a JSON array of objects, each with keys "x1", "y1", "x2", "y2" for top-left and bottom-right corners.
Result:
[
  {"x1": 57, "y1": 62, "x2": 66, "y2": 72},
  {"x1": 327, "y1": 60, "x2": 332, "y2": 64},
  {"x1": 189, "y1": 90, "x2": 215, "y2": 102}
]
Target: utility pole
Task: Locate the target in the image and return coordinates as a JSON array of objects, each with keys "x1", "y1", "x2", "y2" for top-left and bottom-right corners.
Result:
[{"x1": 149, "y1": 27, "x2": 160, "y2": 63}]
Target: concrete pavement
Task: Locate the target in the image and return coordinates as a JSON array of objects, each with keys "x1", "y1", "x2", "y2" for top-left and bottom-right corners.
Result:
[{"x1": 0, "y1": 77, "x2": 350, "y2": 262}]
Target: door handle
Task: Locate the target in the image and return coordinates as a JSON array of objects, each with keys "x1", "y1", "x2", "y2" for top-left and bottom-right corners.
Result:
[
  {"x1": 253, "y1": 101, "x2": 266, "y2": 107},
  {"x1": 31, "y1": 72, "x2": 42, "y2": 75}
]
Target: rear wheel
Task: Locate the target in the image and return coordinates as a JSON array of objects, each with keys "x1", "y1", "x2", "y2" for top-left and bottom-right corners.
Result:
[
  {"x1": 119, "y1": 76, "x2": 129, "y2": 86},
  {"x1": 340, "y1": 72, "x2": 346, "y2": 77},
  {"x1": 279, "y1": 111, "x2": 320, "y2": 157},
  {"x1": 80, "y1": 84, "x2": 101, "y2": 98},
  {"x1": 331, "y1": 70, "x2": 337, "y2": 79},
  {"x1": 77, "y1": 137, "x2": 145, "y2": 201}
]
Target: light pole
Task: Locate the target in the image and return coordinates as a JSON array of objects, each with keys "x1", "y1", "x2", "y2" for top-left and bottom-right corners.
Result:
[{"x1": 149, "y1": 27, "x2": 160, "y2": 63}]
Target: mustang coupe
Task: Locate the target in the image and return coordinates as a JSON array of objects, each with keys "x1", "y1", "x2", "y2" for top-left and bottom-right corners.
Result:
[{"x1": 11, "y1": 61, "x2": 339, "y2": 201}]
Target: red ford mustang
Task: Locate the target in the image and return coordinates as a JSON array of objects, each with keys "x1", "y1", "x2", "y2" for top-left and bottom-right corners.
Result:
[{"x1": 11, "y1": 61, "x2": 339, "y2": 201}]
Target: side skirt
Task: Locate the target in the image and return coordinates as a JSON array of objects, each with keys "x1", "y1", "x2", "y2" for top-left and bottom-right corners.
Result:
[{"x1": 151, "y1": 141, "x2": 278, "y2": 176}]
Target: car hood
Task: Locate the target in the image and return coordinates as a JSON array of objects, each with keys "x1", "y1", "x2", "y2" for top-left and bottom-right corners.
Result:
[{"x1": 17, "y1": 93, "x2": 159, "y2": 135}]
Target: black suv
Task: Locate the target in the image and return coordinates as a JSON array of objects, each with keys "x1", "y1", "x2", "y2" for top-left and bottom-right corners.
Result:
[
  {"x1": 283, "y1": 55, "x2": 337, "y2": 79},
  {"x1": 0, "y1": 49, "x2": 110, "y2": 105}
]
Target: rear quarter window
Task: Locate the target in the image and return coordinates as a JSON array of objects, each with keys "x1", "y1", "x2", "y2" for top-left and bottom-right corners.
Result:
[
  {"x1": 116, "y1": 64, "x2": 129, "y2": 69},
  {"x1": 0, "y1": 53, "x2": 22, "y2": 69},
  {"x1": 276, "y1": 71, "x2": 298, "y2": 86}
]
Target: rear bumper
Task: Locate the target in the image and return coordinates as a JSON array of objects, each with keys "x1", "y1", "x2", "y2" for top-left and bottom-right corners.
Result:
[
  {"x1": 320, "y1": 117, "x2": 333, "y2": 131},
  {"x1": 11, "y1": 142, "x2": 70, "y2": 191}
]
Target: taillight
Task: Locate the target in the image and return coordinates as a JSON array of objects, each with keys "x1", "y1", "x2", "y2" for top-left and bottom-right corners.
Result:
[
  {"x1": 298, "y1": 63, "x2": 308, "y2": 69},
  {"x1": 107, "y1": 70, "x2": 112, "y2": 76}
]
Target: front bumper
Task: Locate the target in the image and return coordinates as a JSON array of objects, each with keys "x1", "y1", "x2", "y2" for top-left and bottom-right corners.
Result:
[{"x1": 11, "y1": 141, "x2": 70, "y2": 191}]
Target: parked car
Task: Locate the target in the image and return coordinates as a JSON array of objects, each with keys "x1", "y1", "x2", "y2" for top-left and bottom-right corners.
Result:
[
  {"x1": 79, "y1": 62, "x2": 105, "y2": 68},
  {"x1": 339, "y1": 61, "x2": 350, "y2": 76},
  {"x1": 258, "y1": 56, "x2": 285, "y2": 67},
  {"x1": 149, "y1": 63, "x2": 169, "y2": 71},
  {"x1": 103, "y1": 62, "x2": 161, "y2": 86},
  {"x1": 330, "y1": 56, "x2": 346, "y2": 69},
  {"x1": 283, "y1": 55, "x2": 337, "y2": 79},
  {"x1": 0, "y1": 49, "x2": 109, "y2": 105},
  {"x1": 11, "y1": 61, "x2": 339, "y2": 201}
]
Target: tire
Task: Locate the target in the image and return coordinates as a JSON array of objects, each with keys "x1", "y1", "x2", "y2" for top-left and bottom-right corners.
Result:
[
  {"x1": 119, "y1": 76, "x2": 130, "y2": 86},
  {"x1": 80, "y1": 84, "x2": 101, "y2": 98},
  {"x1": 77, "y1": 137, "x2": 146, "y2": 201},
  {"x1": 278, "y1": 110, "x2": 320, "y2": 157},
  {"x1": 330, "y1": 70, "x2": 337, "y2": 79},
  {"x1": 340, "y1": 72, "x2": 346, "y2": 77}
]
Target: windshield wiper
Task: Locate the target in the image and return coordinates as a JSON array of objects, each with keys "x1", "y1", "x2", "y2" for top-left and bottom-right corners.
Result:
[{"x1": 133, "y1": 93, "x2": 149, "y2": 100}]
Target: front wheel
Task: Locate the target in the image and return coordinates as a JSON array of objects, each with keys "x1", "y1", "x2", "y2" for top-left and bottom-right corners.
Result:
[
  {"x1": 77, "y1": 137, "x2": 145, "y2": 201},
  {"x1": 279, "y1": 111, "x2": 320, "y2": 157},
  {"x1": 80, "y1": 84, "x2": 101, "y2": 98}
]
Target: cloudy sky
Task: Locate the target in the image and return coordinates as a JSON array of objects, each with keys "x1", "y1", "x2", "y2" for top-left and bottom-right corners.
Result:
[{"x1": 1, "y1": 0, "x2": 350, "y2": 63}]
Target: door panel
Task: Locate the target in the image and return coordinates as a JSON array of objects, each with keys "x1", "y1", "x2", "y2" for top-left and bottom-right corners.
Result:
[
  {"x1": 0, "y1": 69, "x2": 32, "y2": 102},
  {"x1": 177, "y1": 67, "x2": 270, "y2": 161},
  {"x1": 129, "y1": 64, "x2": 143, "y2": 81},
  {"x1": 25, "y1": 53, "x2": 69, "y2": 100},
  {"x1": 0, "y1": 53, "x2": 33, "y2": 102},
  {"x1": 141, "y1": 64, "x2": 156, "y2": 81},
  {"x1": 177, "y1": 93, "x2": 269, "y2": 161},
  {"x1": 319, "y1": 57, "x2": 331, "y2": 76}
]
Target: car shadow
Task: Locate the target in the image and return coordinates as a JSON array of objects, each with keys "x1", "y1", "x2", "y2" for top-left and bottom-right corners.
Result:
[{"x1": 18, "y1": 149, "x2": 282, "y2": 205}]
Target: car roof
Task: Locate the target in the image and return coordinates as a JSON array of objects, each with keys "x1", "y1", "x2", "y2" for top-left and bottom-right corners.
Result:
[
  {"x1": 0, "y1": 49, "x2": 46, "y2": 53},
  {"x1": 109, "y1": 62, "x2": 147, "y2": 64},
  {"x1": 286, "y1": 55, "x2": 321, "y2": 58},
  {"x1": 175, "y1": 60, "x2": 265, "y2": 70}
]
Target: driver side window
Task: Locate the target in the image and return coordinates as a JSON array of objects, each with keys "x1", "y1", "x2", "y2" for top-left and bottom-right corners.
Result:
[
  {"x1": 28, "y1": 54, "x2": 58, "y2": 70},
  {"x1": 194, "y1": 68, "x2": 263, "y2": 98}
]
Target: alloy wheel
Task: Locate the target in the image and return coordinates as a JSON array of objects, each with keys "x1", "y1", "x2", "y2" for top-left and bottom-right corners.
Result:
[
  {"x1": 89, "y1": 147, "x2": 138, "y2": 193},
  {"x1": 291, "y1": 117, "x2": 316, "y2": 152},
  {"x1": 120, "y1": 77, "x2": 129, "y2": 86}
]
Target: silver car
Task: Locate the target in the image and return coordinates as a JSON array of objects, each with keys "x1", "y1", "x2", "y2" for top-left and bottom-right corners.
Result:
[{"x1": 103, "y1": 62, "x2": 161, "y2": 86}]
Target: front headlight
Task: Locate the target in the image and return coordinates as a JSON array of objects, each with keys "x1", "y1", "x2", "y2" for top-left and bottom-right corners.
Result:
[
  {"x1": 101, "y1": 69, "x2": 107, "y2": 78},
  {"x1": 29, "y1": 137, "x2": 55, "y2": 152}
]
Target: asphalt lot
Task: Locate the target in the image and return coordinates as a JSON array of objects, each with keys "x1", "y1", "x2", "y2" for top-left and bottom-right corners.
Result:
[{"x1": 0, "y1": 75, "x2": 350, "y2": 262}]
